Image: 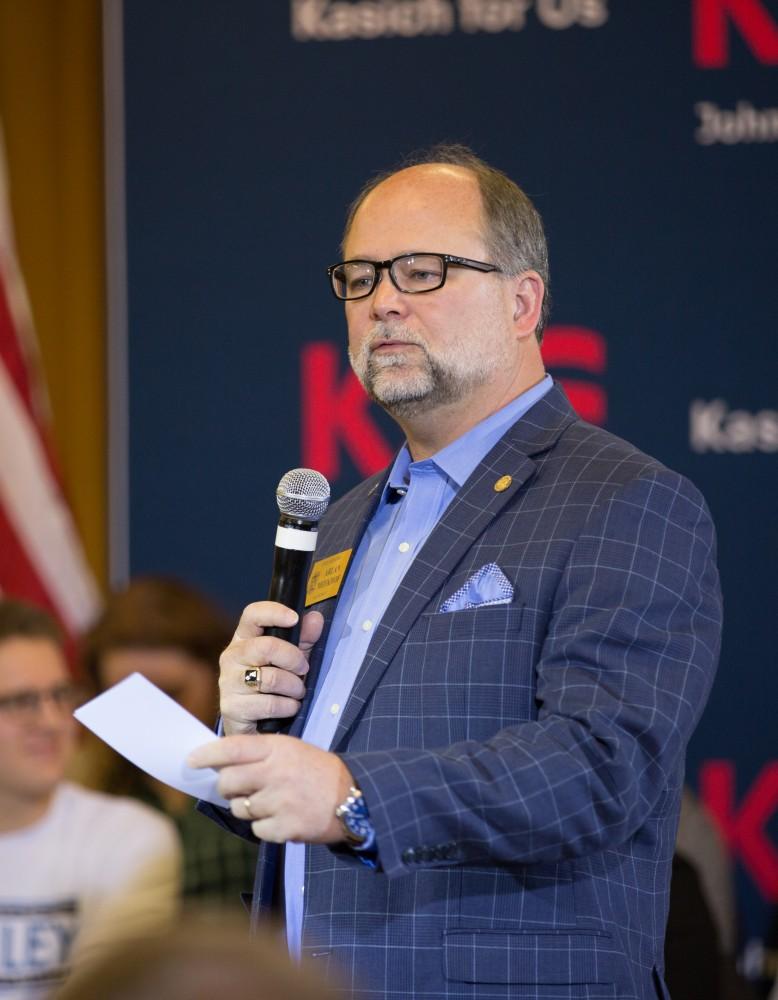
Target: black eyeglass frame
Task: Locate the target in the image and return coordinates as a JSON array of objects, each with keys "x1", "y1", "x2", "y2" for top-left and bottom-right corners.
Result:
[{"x1": 327, "y1": 253, "x2": 502, "y2": 301}]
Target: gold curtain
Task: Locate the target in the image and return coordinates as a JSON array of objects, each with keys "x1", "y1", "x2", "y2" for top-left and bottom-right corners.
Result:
[{"x1": 0, "y1": 0, "x2": 106, "y2": 588}]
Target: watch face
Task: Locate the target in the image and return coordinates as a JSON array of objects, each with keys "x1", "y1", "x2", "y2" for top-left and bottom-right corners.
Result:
[
  {"x1": 337, "y1": 808, "x2": 365, "y2": 844},
  {"x1": 336, "y1": 788, "x2": 371, "y2": 845}
]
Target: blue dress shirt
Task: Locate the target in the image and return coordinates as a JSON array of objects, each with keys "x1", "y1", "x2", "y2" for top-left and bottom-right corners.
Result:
[{"x1": 285, "y1": 375, "x2": 553, "y2": 957}]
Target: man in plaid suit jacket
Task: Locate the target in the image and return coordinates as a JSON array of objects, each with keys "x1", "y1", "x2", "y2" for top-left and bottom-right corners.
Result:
[{"x1": 193, "y1": 147, "x2": 722, "y2": 998}]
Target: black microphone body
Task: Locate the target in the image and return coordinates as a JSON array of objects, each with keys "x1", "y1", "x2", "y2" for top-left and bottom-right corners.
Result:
[
  {"x1": 259, "y1": 470, "x2": 330, "y2": 734},
  {"x1": 264, "y1": 514, "x2": 318, "y2": 647}
]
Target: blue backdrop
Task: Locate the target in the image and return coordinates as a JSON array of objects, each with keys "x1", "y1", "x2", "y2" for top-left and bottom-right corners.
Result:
[{"x1": 118, "y1": 0, "x2": 777, "y2": 959}]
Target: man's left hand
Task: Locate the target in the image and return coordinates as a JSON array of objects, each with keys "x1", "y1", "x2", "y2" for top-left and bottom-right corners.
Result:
[{"x1": 187, "y1": 734, "x2": 353, "y2": 844}]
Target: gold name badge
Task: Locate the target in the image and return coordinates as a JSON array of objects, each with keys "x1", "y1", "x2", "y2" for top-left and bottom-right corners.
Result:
[{"x1": 305, "y1": 549, "x2": 353, "y2": 606}]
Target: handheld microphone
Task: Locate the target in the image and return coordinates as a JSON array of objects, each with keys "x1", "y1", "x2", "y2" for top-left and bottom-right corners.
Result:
[{"x1": 259, "y1": 468, "x2": 330, "y2": 734}]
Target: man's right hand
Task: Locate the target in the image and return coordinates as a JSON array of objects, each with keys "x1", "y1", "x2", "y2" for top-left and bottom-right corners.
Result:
[{"x1": 218, "y1": 602, "x2": 324, "y2": 736}]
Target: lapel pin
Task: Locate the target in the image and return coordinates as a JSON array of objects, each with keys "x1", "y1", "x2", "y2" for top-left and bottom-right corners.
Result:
[{"x1": 494, "y1": 475, "x2": 512, "y2": 492}]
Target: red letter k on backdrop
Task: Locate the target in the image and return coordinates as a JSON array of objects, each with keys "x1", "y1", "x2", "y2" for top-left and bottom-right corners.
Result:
[{"x1": 701, "y1": 761, "x2": 778, "y2": 900}]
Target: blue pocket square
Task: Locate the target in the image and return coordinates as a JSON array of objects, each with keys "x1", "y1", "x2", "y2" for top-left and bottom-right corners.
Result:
[{"x1": 439, "y1": 563, "x2": 514, "y2": 613}]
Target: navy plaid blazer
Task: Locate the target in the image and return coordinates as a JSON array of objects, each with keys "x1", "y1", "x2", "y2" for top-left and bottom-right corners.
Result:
[{"x1": 202, "y1": 384, "x2": 721, "y2": 999}]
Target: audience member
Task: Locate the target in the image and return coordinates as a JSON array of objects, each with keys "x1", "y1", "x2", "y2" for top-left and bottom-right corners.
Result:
[
  {"x1": 77, "y1": 577, "x2": 257, "y2": 907},
  {"x1": 667, "y1": 788, "x2": 759, "y2": 999},
  {"x1": 0, "y1": 599, "x2": 180, "y2": 999},
  {"x1": 762, "y1": 906, "x2": 777, "y2": 999},
  {"x1": 665, "y1": 853, "x2": 722, "y2": 999},
  {"x1": 677, "y1": 786, "x2": 737, "y2": 956}
]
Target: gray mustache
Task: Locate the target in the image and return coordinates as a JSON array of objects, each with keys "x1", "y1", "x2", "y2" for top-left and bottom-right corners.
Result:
[{"x1": 366, "y1": 324, "x2": 426, "y2": 352}]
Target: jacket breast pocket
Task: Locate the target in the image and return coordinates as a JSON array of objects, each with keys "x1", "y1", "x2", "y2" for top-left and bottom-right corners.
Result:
[
  {"x1": 418, "y1": 603, "x2": 536, "y2": 736},
  {"x1": 425, "y1": 601, "x2": 524, "y2": 641}
]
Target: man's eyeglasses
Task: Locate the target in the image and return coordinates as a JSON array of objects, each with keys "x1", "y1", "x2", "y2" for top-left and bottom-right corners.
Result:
[
  {"x1": 0, "y1": 683, "x2": 83, "y2": 721},
  {"x1": 327, "y1": 253, "x2": 502, "y2": 301}
]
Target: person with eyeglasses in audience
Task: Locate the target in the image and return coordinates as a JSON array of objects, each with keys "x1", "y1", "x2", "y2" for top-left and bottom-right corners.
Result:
[{"x1": 0, "y1": 599, "x2": 180, "y2": 999}]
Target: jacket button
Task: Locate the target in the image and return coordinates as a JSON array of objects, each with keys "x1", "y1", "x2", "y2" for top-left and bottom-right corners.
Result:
[{"x1": 401, "y1": 848, "x2": 417, "y2": 864}]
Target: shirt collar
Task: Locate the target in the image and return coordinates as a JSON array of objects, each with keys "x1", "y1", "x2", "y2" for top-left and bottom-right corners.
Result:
[{"x1": 384, "y1": 374, "x2": 553, "y2": 496}]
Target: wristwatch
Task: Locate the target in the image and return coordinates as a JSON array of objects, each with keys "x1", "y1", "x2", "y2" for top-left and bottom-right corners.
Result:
[{"x1": 334, "y1": 785, "x2": 375, "y2": 851}]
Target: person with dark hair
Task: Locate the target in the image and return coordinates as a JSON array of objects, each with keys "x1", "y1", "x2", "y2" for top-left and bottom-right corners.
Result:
[
  {"x1": 191, "y1": 145, "x2": 722, "y2": 998},
  {"x1": 78, "y1": 577, "x2": 257, "y2": 907},
  {"x1": 664, "y1": 849, "x2": 761, "y2": 1000},
  {"x1": 665, "y1": 853, "x2": 723, "y2": 1000},
  {"x1": 0, "y1": 599, "x2": 180, "y2": 998}
]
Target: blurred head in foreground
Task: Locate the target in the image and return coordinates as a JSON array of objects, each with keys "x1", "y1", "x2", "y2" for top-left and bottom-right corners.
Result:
[{"x1": 55, "y1": 911, "x2": 343, "y2": 1000}]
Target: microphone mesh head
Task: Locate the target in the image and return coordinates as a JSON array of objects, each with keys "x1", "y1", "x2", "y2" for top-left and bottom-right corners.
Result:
[{"x1": 276, "y1": 468, "x2": 330, "y2": 522}]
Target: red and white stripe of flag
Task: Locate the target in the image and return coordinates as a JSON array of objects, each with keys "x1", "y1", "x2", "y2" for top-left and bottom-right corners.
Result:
[{"x1": 0, "y1": 126, "x2": 100, "y2": 638}]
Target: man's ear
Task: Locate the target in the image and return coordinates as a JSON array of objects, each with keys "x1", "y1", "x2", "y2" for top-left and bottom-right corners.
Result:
[{"x1": 510, "y1": 270, "x2": 544, "y2": 339}]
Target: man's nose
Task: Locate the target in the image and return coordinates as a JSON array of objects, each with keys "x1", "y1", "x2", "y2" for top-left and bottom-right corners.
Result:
[{"x1": 369, "y1": 269, "x2": 409, "y2": 321}]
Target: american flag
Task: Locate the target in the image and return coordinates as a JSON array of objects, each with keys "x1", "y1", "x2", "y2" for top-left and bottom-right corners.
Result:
[{"x1": 0, "y1": 127, "x2": 100, "y2": 639}]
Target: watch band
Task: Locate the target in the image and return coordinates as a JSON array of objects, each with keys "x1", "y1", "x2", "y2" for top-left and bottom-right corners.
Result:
[{"x1": 334, "y1": 785, "x2": 375, "y2": 851}]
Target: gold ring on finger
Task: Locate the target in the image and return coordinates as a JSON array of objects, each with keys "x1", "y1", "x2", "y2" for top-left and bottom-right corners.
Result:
[
  {"x1": 244, "y1": 667, "x2": 262, "y2": 690},
  {"x1": 244, "y1": 797, "x2": 254, "y2": 818}
]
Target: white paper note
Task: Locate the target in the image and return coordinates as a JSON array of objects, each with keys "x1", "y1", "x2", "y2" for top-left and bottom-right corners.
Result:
[{"x1": 74, "y1": 672, "x2": 229, "y2": 808}]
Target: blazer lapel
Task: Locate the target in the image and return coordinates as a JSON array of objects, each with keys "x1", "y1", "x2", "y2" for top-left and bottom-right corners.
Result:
[{"x1": 331, "y1": 383, "x2": 577, "y2": 749}]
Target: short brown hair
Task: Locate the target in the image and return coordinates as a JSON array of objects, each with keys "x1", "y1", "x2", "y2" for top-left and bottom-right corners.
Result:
[
  {"x1": 54, "y1": 910, "x2": 343, "y2": 1000},
  {"x1": 82, "y1": 577, "x2": 232, "y2": 691},
  {"x1": 0, "y1": 599, "x2": 62, "y2": 648},
  {"x1": 343, "y1": 143, "x2": 551, "y2": 341}
]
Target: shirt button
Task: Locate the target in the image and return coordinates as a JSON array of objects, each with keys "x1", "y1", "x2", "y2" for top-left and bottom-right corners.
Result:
[
  {"x1": 300, "y1": 885, "x2": 305, "y2": 894},
  {"x1": 361, "y1": 619, "x2": 373, "y2": 631},
  {"x1": 398, "y1": 542, "x2": 410, "y2": 552},
  {"x1": 330, "y1": 703, "x2": 340, "y2": 715}
]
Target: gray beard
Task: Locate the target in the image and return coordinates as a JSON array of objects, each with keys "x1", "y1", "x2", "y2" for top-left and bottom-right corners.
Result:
[
  {"x1": 361, "y1": 349, "x2": 463, "y2": 419},
  {"x1": 349, "y1": 325, "x2": 498, "y2": 420}
]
